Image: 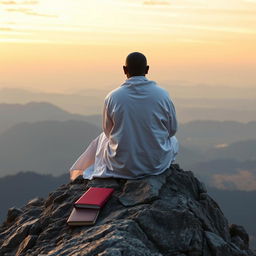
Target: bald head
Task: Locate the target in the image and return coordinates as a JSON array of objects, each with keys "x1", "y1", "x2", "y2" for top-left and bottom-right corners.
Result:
[{"x1": 123, "y1": 52, "x2": 149, "y2": 78}]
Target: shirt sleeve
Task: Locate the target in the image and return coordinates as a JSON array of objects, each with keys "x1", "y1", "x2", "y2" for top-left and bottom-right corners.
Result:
[
  {"x1": 167, "y1": 97, "x2": 178, "y2": 137},
  {"x1": 102, "y1": 96, "x2": 114, "y2": 138},
  {"x1": 167, "y1": 93, "x2": 178, "y2": 137}
]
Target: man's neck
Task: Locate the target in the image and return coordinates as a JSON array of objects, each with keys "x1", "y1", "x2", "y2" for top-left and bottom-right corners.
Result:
[{"x1": 127, "y1": 75, "x2": 146, "y2": 79}]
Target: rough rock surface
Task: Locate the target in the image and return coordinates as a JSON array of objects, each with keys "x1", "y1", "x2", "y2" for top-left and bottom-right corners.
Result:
[{"x1": 0, "y1": 164, "x2": 255, "y2": 256}]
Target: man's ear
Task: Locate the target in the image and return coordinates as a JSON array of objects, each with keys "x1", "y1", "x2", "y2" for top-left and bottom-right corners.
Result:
[
  {"x1": 145, "y1": 65, "x2": 149, "y2": 75},
  {"x1": 123, "y1": 66, "x2": 127, "y2": 74}
]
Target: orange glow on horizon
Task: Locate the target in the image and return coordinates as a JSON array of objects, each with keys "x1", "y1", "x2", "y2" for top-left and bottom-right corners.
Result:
[{"x1": 0, "y1": 0, "x2": 256, "y2": 92}]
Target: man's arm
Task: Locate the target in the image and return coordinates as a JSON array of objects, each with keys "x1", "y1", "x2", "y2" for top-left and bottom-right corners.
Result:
[
  {"x1": 167, "y1": 99, "x2": 178, "y2": 137},
  {"x1": 102, "y1": 98, "x2": 114, "y2": 138}
]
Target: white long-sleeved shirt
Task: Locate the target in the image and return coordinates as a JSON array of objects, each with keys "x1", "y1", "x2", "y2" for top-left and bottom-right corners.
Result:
[{"x1": 93, "y1": 75, "x2": 178, "y2": 179}]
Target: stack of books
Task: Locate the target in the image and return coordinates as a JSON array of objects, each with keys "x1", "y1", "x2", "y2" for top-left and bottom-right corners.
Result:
[{"x1": 67, "y1": 187, "x2": 114, "y2": 226}]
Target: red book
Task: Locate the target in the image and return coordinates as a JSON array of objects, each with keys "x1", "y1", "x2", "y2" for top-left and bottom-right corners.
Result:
[{"x1": 74, "y1": 187, "x2": 114, "y2": 209}]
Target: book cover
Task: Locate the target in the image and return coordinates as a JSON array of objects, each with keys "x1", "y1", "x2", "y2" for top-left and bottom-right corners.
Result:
[
  {"x1": 67, "y1": 207, "x2": 100, "y2": 226},
  {"x1": 74, "y1": 187, "x2": 114, "y2": 209}
]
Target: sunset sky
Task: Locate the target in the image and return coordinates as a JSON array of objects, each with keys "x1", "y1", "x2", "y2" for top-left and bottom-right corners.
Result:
[{"x1": 1, "y1": 0, "x2": 256, "y2": 93}]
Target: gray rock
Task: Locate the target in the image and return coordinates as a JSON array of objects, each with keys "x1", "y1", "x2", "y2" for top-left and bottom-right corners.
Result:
[
  {"x1": 230, "y1": 224, "x2": 250, "y2": 250},
  {"x1": 199, "y1": 192, "x2": 208, "y2": 200},
  {"x1": 27, "y1": 198, "x2": 44, "y2": 207},
  {"x1": 70, "y1": 175, "x2": 85, "y2": 184},
  {"x1": 205, "y1": 231, "x2": 247, "y2": 256},
  {"x1": 16, "y1": 235, "x2": 37, "y2": 256},
  {"x1": 119, "y1": 171, "x2": 167, "y2": 206},
  {"x1": 1, "y1": 219, "x2": 38, "y2": 254},
  {"x1": 135, "y1": 208, "x2": 203, "y2": 255},
  {"x1": 6, "y1": 208, "x2": 23, "y2": 223},
  {"x1": 197, "y1": 180, "x2": 207, "y2": 193},
  {"x1": 232, "y1": 236, "x2": 248, "y2": 251},
  {"x1": 88, "y1": 177, "x2": 121, "y2": 190},
  {"x1": 0, "y1": 165, "x2": 255, "y2": 256}
]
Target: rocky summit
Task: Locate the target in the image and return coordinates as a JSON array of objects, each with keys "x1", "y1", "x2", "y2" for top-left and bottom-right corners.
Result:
[{"x1": 0, "y1": 164, "x2": 255, "y2": 256}]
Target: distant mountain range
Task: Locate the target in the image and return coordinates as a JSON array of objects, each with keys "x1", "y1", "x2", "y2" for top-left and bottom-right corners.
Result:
[
  {"x1": 189, "y1": 159, "x2": 256, "y2": 191},
  {"x1": 1, "y1": 101, "x2": 255, "y2": 146},
  {"x1": 205, "y1": 140, "x2": 256, "y2": 161},
  {"x1": 0, "y1": 119, "x2": 101, "y2": 177},
  {"x1": 1, "y1": 87, "x2": 256, "y2": 122},
  {"x1": 0, "y1": 172, "x2": 68, "y2": 223},
  {"x1": 0, "y1": 102, "x2": 101, "y2": 134},
  {"x1": 177, "y1": 120, "x2": 256, "y2": 150},
  {"x1": 177, "y1": 140, "x2": 256, "y2": 171},
  {"x1": 0, "y1": 101, "x2": 256, "y2": 191},
  {"x1": 0, "y1": 87, "x2": 107, "y2": 116},
  {"x1": 177, "y1": 140, "x2": 256, "y2": 191}
]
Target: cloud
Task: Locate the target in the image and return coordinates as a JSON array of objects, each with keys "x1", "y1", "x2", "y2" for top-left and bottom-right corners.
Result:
[
  {"x1": 164, "y1": 24, "x2": 256, "y2": 35},
  {"x1": 212, "y1": 170, "x2": 256, "y2": 191},
  {"x1": 174, "y1": 38, "x2": 222, "y2": 44},
  {"x1": 143, "y1": 0, "x2": 170, "y2": 5},
  {"x1": 0, "y1": 26, "x2": 31, "y2": 36},
  {"x1": 6, "y1": 8, "x2": 58, "y2": 17},
  {"x1": 244, "y1": 0, "x2": 256, "y2": 3},
  {"x1": 2, "y1": 0, "x2": 56, "y2": 18},
  {"x1": 6, "y1": 7, "x2": 28, "y2": 11},
  {"x1": 189, "y1": 7, "x2": 256, "y2": 16},
  {"x1": 0, "y1": 1, "x2": 16, "y2": 3},
  {"x1": 0, "y1": 0, "x2": 38, "y2": 4},
  {"x1": 0, "y1": 38, "x2": 54, "y2": 43},
  {"x1": 214, "y1": 143, "x2": 229, "y2": 149},
  {"x1": 0, "y1": 27, "x2": 13, "y2": 31},
  {"x1": 23, "y1": 10, "x2": 57, "y2": 18}
]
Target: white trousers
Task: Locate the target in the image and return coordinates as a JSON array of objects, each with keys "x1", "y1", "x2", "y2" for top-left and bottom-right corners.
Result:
[
  {"x1": 69, "y1": 132, "x2": 179, "y2": 181},
  {"x1": 69, "y1": 132, "x2": 106, "y2": 181}
]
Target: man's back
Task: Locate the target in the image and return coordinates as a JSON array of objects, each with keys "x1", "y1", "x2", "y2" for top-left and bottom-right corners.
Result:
[
  {"x1": 103, "y1": 76, "x2": 178, "y2": 178},
  {"x1": 69, "y1": 52, "x2": 179, "y2": 181}
]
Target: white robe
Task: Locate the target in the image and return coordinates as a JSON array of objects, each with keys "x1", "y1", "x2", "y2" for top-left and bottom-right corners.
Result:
[{"x1": 69, "y1": 76, "x2": 179, "y2": 180}]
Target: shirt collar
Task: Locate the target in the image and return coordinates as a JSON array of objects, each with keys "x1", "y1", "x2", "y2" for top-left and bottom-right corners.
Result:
[{"x1": 126, "y1": 76, "x2": 149, "y2": 82}]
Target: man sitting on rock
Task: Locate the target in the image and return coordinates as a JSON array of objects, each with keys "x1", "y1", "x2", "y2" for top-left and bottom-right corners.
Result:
[{"x1": 69, "y1": 52, "x2": 179, "y2": 180}]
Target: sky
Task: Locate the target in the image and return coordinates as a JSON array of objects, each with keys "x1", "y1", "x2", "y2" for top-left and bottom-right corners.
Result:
[{"x1": 1, "y1": 0, "x2": 256, "y2": 93}]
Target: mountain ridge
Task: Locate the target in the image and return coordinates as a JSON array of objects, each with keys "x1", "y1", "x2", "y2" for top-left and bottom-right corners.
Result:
[
  {"x1": 0, "y1": 102, "x2": 102, "y2": 134},
  {"x1": 0, "y1": 119, "x2": 101, "y2": 177}
]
